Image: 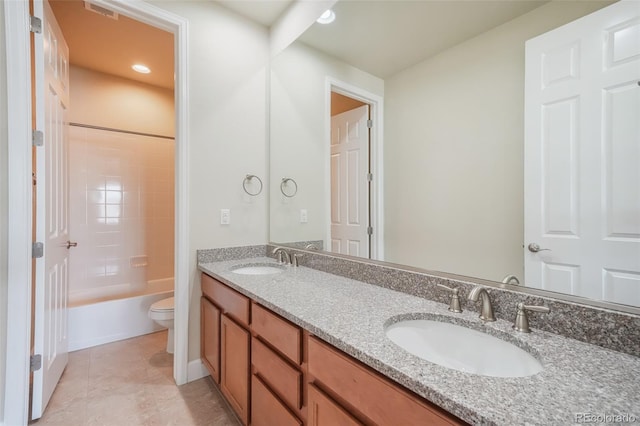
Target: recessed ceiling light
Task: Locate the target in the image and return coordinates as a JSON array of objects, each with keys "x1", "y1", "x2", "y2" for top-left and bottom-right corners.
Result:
[
  {"x1": 132, "y1": 64, "x2": 151, "y2": 74},
  {"x1": 316, "y1": 9, "x2": 335, "y2": 25}
]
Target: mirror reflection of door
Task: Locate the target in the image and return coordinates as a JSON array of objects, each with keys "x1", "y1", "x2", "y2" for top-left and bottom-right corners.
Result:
[
  {"x1": 330, "y1": 93, "x2": 371, "y2": 258},
  {"x1": 524, "y1": 0, "x2": 640, "y2": 306}
]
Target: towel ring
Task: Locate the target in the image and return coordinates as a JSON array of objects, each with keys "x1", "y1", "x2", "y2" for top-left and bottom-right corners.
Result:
[
  {"x1": 280, "y1": 177, "x2": 298, "y2": 198},
  {"x1": 243, "y1": 174, "x2": 263, "y2": 196}
]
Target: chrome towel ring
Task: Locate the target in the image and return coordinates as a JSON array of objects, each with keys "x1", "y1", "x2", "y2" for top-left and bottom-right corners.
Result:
[
  {"x1": 280, "y1": 177, "x2": 298, "y2": 197},
  {"x1": 243, "y1": 174, "x2": 263, "y2": 196}
]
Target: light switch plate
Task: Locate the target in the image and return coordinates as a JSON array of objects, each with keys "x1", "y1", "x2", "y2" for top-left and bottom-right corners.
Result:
[{"x1": 220, "y1": 209, "x2": 230, "y2": 225}]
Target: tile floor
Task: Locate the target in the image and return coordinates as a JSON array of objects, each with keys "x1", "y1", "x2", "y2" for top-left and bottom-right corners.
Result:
[{"x1": 35, "y1": 331, "x2": 240, "y2": 426}]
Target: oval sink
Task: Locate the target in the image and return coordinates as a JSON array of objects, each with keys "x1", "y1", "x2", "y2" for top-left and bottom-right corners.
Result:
[
  {"x1": 231, "y1": 264, "x2": 285, "y2": 275},
  {"x1": 385, "y1": 319, "x2": 542, "y2": 377}
]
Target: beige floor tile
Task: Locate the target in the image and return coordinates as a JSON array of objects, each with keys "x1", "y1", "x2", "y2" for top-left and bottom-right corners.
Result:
[{"x1": 35, "y1": 331, "x2": 240, "y2": 426}]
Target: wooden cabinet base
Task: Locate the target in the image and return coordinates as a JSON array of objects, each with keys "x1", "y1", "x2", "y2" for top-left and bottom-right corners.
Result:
[{"x1": 201, "y1": 272, "x2": 465, "y2": 426}]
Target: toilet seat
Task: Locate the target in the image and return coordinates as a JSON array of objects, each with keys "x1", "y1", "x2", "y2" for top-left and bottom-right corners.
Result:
[
  {"x1": 149, "y1": 297, "x2": 174, "y2": 321},
  {"x1": 150, "y1": 296, "x2": 174, "y2": 312}
]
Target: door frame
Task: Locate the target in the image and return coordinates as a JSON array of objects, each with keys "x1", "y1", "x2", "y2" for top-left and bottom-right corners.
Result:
[
  {"x1": 324, "y1": 77, "x2": 384, "y2": 260},
  {"x1": 3, "y1": 1, "x2": 190, "y2": 423}
]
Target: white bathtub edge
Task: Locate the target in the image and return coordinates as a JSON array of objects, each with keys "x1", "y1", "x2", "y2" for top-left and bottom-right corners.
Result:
[
  {"x1": 68, "y1": 290, "x2": 173, "y2": 352},
  {"x1": 69, "y1": 325, "x2": 164, "y2": 352},
  {"x1": 187, "y1": 359, "x2": 211, "y2": 383}
]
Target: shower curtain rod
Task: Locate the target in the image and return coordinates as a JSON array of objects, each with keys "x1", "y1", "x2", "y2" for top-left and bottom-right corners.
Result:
[{"x1": 69, "y1": 122, "x2": 174, "y2": 140}]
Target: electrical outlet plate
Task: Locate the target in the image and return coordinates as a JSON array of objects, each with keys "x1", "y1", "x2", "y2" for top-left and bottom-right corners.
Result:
[{"x1": 220, "y1": 209, "x2": 230, "y2": 225}]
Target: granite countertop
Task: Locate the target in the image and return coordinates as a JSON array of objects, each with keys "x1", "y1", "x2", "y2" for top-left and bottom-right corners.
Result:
[{"x1": 199, "y1": 257, "x2": 640, "y2": 426}]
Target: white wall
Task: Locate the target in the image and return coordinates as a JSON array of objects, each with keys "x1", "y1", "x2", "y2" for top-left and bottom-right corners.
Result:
[
  {"x1": 147, "y1": 0, "x2": 270, "y2": 362},
  {"x1": 0, "y1": 4, "x2": 7, "y2": 421},
  {"x1": 384, "y1": 1, "x2": 611, "y2": 282},
  {"x1": 270, "y1": 41, "x2": 383, "y2": 245}
]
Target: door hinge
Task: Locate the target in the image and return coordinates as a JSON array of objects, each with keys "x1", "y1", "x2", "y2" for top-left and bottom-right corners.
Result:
[
  {"x1": 30, "y1": 16, "x2": 42, "y2": 34},
  {"x1": 32, "y1": 130, "x2": 44, "y2": 147},
  {"x1": 367, "y1": 119, "x2": 373, "y2": 129},
  {"x1": 367, "y1": 226, "x2": 373, "y2": 235},
  {"x1": 30, "y1": 354, "x2": 42, "y2": 372},
  {"x1": 32, "y1": 242, "x2": 44, "y2": 259},
  {"x1": 366, "y1": 173, "x2": 373, "y2": 182}
]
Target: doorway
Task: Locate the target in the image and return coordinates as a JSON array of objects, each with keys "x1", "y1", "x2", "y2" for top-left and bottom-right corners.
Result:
[
  {"x1": 326, "y1": 79, "x2": 384, "y2": 261},
  {"x1": 3, "y1": 1, "x2": 189, "y2": 423},
  {"x1": 330, "y1": 93, "x2": 371, "y2": 258}
]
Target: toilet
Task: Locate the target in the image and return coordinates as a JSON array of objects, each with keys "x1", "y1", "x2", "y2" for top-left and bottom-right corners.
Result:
[{"x1": 148, "y1": 297, "x2": 175, "y2": 354}]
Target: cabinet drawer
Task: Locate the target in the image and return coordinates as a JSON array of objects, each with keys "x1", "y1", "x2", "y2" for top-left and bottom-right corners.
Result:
[
  {"x1": 252, "y1": 303, "x2": 301, "y2": 364},
  {"x1": 308, "y1": 337, "x2": 464, "y2": 426},
  {"x1": 202, "y1": 273, "x2": 249, "y2": 326},
  {"x1": 251, "y1": 375, "x2": 302, "y2": 426},
  {"x1": 252, "y1": 337, "x2": 302, "y2": 411}
]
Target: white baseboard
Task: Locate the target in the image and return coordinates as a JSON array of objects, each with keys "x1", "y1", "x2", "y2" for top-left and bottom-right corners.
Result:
[{"x1": 187, "y1": 359, "x2": 210, "y2": 382}]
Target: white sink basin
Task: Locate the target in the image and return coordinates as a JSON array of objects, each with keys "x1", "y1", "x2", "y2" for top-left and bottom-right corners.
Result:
[
  {"x1": 385, "y1": 319, "x2": 543, "y2": 377},
  {"x1": 231, "y1": 264, "x2": 285, "y2": 275}
]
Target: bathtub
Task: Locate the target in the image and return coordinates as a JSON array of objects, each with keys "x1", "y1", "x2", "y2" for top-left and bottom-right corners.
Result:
[{"x1": 68, "y1": 278, "x2": 174, "y2": 351}]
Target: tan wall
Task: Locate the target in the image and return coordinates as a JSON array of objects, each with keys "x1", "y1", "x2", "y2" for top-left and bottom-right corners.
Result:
[
  {"x1": 0, "y1": 4, "x2": 7, "y2": 421},
  {"x1": 384, "y1": 1, "x2": 611, "y2": 282},
  {"x1": 68, "y1": 67, "x2": 175, "y2": 301},
  {"x1": 69, "y1": 66, "x2": 175, "y2": 137},
  {"x1": 147, "y1": 0, "x2": 270, "y2": 363}
]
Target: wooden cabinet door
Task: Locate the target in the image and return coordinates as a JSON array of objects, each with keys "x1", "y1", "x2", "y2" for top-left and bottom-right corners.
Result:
[
  {"x1": 201, "y1": 297, "x2": 220, "y2": 384},
  {"x1": 308, "y1": 384, "x2": 363, "y2": 426},
  {"x1": 221, "y1": 314, "x2": 250, "y2": 425}
]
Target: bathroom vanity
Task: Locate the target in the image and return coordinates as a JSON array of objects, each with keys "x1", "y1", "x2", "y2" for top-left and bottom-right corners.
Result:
[
  {"x1": 200, "y1": 271, "x2": 463, "y2": 425},
  {"x1": 198, "y1": 250, "x2": 640, "y2": 425}
]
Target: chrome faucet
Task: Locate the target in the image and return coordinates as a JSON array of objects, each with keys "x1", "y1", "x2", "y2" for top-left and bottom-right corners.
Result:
[
  {"x1": 272, "y1": 247, "x2": 291, "y2": 264},
  {"x1": 467, "y1": 286, "x2": 496, "y2": 321}
]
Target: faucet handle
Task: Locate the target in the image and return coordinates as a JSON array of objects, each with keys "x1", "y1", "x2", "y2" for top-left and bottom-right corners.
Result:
[
  {"x1": 436, "y1": 284, "x2": 462, "y2": 313},
  {"x1": 513, "y1": 302, "x2": 550, "y2": 333}
]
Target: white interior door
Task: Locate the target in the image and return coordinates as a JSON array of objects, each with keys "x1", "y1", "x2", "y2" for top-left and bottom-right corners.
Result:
[
  {"x1": 524, "y1": 0, "x2": 640, "y2": 306},
  {"x1": 330, "y1": 105, "x2": 370, "y2": 257},
  {"x1": 32, "y1": 0, "x2": 71, "y2": 419}
]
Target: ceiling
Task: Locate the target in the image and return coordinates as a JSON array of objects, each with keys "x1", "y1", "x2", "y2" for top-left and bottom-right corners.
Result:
[
  {"x1": 49, "y1": 0, "x2": 557, "y2": 89},
  {"x1": 50, "y1": 0, "x2": 175, "y2": 89},
  {"x1": 215, "y1": 0, "x2": 294, "y2": 27},
  {"x1": 299, "y1": 1, "x2": 550, "y2": 79},
  {"x1": 49, "y1": 0, "x2": 294, "y2": 90}
]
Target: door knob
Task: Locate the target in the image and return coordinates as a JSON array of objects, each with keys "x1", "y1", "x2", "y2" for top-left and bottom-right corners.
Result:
[
  {"x1": 65, "y1": 241, "x2": 78, "y2": 249},
  {"x1": 528, "y1": 243, "x2": 550, "y2": 253}
]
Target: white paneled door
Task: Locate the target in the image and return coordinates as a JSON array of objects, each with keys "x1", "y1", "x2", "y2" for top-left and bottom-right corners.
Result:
[
  {"x1": 32, "y1": 0, "x2": 71, "y2": 419},
  {"x1": 330, "y1": 105, "x2": 371, "y2": 258},
  {"x1": 524, "y1": 1, "x2": 640, "y2": 306}
]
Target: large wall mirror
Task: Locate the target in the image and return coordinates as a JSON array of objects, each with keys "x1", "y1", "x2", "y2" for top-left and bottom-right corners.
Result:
[{"x1": 269, "y1": 0, "x2": 640, "y2": 311}]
